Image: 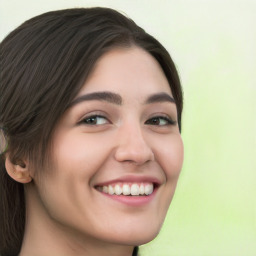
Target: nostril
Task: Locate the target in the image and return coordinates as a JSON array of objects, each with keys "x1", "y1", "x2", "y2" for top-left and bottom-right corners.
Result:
[
  {"x1": 115, "y1": 146, "x2": 154, "y2": 163},
  {"x1": 114, "y1": 130, "x2": 154, "y2": 165}
]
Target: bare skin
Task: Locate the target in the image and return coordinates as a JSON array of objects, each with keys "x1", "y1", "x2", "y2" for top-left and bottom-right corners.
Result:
[{"x1": 8, "y1": 47, "x2": 183, "y2": 256}]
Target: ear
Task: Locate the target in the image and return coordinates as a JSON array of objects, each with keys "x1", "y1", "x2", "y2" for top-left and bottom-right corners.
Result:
[{"x1": 5, "y1": 155, "x2": 32, "y2": 183}]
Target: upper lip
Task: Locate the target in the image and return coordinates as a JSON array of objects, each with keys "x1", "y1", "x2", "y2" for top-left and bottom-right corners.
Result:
[{"x1": 94, "y1": 175, "x2": 162, "y2": 187}]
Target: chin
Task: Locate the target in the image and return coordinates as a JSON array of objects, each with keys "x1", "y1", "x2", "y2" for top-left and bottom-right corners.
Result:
[
  {"x1": 101, "y1": 220, "x2": 163, "y2": 246},
  {"x1": 117, "y1": 230, "x2": 160, "y2": 246},
  {"x1": 129, "y1": 231, "x2": 160, "y2": 246}
]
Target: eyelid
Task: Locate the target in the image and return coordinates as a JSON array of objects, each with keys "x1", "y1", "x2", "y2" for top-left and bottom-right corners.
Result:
[
  {"x1": 77, "y1": 111, "x2": 111, "y2": 125},
  {"x1": 145, "y1": 114, "x2": 177, "y2": 126}
]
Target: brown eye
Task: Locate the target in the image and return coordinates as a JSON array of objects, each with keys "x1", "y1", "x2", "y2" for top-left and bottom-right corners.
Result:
[
  {"x1": 81, "y1": 115, "x2": 109, "y2": 125},
  {"x1": 145, "y1": 116, "x2": 176, "y2": 126}
]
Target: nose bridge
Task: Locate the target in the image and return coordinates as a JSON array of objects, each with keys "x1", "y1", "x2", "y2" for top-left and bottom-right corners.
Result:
[{"x1": 114, "y1": 121, "x2": 154, "y2": 164}]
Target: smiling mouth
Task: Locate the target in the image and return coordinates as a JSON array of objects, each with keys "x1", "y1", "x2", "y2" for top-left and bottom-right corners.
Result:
[{"x1": 95, "y1": 182, "x2": 157, "y2": 196}]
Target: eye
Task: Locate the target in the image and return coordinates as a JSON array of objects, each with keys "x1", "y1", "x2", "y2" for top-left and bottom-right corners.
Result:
[
  {"x1": 80, "y1": 115, "x2": 109, "y2": 125},
  {"x1": 145, "y1": 116, "x2": 176, "y2": 126}
]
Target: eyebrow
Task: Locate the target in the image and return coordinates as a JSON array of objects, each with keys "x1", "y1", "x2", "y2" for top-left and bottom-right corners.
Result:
[
  {"x1": 69, "y1": 91, "x2": 122, "y2": 107},
  {"x1": 69, "y1": 91, "x2": 175, "y2": 108},
  {"x1": 145, "y1": 92, "x2": 175, "y2": 104}
]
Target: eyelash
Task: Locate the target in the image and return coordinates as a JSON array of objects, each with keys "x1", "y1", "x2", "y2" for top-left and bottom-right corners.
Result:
[
  {"x1": 79, "y1": 115, "x2": 109, "y2": 125},
  {"x1": 145, "y1": 116, "x2": 176, "y2": 126},
  {"x1": 79, "y1": 115, "x2": 176, "y2": 126}
]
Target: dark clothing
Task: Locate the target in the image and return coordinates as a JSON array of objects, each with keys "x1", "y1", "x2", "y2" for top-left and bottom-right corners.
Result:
[{"x1": 133, "y1": 246, "x2": 139, "y2": 256}]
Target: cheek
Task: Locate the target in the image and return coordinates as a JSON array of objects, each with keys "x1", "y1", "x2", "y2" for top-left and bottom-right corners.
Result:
[
  {"x1": 51, "y1": 130, "x2": 115, "y2": 185},
  {"x1": 155, "y1": 134, "x2": 184, "y2": 179},
  {"x1": 146, "y1": 134, "x2": 183, "y2": 232}
]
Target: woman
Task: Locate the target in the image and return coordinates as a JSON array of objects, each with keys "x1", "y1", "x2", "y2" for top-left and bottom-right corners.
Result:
[{"x1": 0, "y1": 7, "x2": 183, "y2": 256}]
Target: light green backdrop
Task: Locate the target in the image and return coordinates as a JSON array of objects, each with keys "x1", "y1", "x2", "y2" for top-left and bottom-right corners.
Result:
[{"x1": 1, "y1": 1, "x2": 255, "y2": 255}]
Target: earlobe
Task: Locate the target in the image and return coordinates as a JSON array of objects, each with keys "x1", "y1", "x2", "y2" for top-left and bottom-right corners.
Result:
[{"x1": 5, "y1": 155, "x2": 32, "y2": 184}]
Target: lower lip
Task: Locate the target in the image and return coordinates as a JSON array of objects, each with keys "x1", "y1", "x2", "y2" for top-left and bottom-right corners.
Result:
[{"x1": 96, "y1": 188, "x2": 158, "y2": 206}]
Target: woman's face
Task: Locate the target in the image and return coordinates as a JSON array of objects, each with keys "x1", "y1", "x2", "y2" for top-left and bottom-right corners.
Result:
[{"x1": 33, "y1": 47, "x2": 183, "y2": 246}]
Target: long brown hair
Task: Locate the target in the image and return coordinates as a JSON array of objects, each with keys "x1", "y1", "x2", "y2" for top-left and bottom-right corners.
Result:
[{"x1": 0, "y1": 7, "x2": 183, "y2": 255}]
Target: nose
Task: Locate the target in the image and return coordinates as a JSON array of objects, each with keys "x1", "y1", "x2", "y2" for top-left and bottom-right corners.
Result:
[{"x1": 114, "y1": 124, "x2": 155, "y2": 165}]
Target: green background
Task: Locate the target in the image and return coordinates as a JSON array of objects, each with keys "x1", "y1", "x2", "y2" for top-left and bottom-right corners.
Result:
[{"x1": 1, "y1": 0, "x2": 255, "y2": 255}]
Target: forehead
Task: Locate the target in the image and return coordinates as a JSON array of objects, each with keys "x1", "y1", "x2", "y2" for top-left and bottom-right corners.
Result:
[{"x1": 77, "y1": 46, "x2": 173, "y2": 100}]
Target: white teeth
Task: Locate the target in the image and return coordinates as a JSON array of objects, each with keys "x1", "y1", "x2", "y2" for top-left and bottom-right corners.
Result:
[
  {"x1": 122, "y1": 184, "x2": 130, "y2": 195},
  {"x1": 108, "y1": 185, "x2": 114, "y2": 195},
  {"x1": 98, "y1": 183, "x2": 154, "y2": 196},
  {"x1": 114, "y1": 184, "x2": 122, "y2": 195},
  {"x1": 139, "y1": 184, "x2": 145, "y2": 195},
  {"x1": 103, "y1": 186, "x2": 108, "y2": 193},
  {"x1": 131, "y1": 184, "x2": 140, "y2": 196},
  {"x1": 145, "y1": 184, "x2": 154, "y2": 195}
]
